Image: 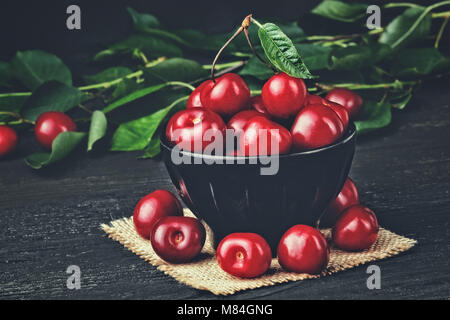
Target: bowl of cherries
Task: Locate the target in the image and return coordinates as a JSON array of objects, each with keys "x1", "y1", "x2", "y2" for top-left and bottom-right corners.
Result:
[
  {"x1": 133, "y1": 73, "x2": 380, "y2": 278},
  {"x1": 160, "y1": 72, "x2": 360, "y2": 252}
]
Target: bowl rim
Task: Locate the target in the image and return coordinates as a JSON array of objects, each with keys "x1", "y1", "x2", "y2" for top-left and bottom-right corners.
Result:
[{"x1": 160, "y1": 122, "x2": 356, "y2": 161}]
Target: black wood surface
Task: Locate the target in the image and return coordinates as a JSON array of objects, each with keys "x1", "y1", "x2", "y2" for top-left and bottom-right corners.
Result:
[{"x1": 1, "y1": 79, "x2": 449, "y2": 300}]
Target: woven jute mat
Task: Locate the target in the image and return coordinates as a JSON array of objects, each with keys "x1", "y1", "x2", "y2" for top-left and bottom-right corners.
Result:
[{"x1": 101, "y1": 208, "x2": 417, "y2": 296}]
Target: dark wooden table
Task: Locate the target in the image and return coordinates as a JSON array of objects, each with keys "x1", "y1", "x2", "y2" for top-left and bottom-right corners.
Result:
[{"x1": 1, "y1": 79, "x2": 449, "y2": 300}]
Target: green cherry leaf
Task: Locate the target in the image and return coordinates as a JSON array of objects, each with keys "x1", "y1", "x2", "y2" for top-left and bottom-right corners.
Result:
[
  {"x1": 21, "y1": 81, "x2": 86, "y2": 121},
  {"x1": 311, "y1": 0, "x2": 368, "y2": 22},
  {"x1": 102, "y1": 83, "x2": 167, "y2": 113},
  {"x1": 139, "y1": 135, "x2": 162, "y2": 159},
  {"x1": 239, "y1": 57, "x2": 274, "y2": 80},
  {"x1": 110, "y1": 96, "x2": 187, "y2": 151},
  {"x1": 83, "y1": 67, "x2": 132, "y2": 84},
  {"x1": 379, "y1": 7, "x2": 432, "y2": 49},
  {"x1": 295, "y1": 44, "x2": 332, "y2": 70},
  {"x1": 390, "y1": 48, "x2": 450, "y2": 77},
  {"x1": 355, "y1": 100, "x2": 392, "y2": 134},
  {"x1": 87, "y1": 111, "x2": 108, "y2": 151},
  {"x1": 25, "y1": 132, "x2": 87, "y2": 169},
  {"x1": 126, "y1": 7, "x2": 160, "y2": 30},
  {"x1": 10, "y1": 50, "x2": 72, "y2": 91},
  {"x1": 143, "y1": 58, "x2": 208, "y2": 85},
  {"x1": 258, "y1": 23, "x2": 313, "y2": 79}
]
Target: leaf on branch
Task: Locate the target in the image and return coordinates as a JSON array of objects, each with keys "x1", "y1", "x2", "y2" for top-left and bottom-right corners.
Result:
[
  {"x1": 22, "y1": 81, "x2": 86, "y2": 121},
  {"x1": 355, "y1": 100, "x2": 392, "y2": 134},
  {"x1": 390, "y1": 48, "x2": 450, "y2": 77},
  {"x1": 10, "y1": 50, "x2": 72, "y2": 91},
  {"x1": 87, "y1": 111, "x2": 108, "y2": 151},
  {"x1": 139, "y1": 134, "x2": 162, "y2": 159},
  {"x1": 93, "y1": 35, "x2": 182, "y2": 61},
  {"x1": 239, "y1": 57, "x2": 274, "y2": 80},
  {"x1": 102, "y1": 83, "x2": 167, "y2": 113},
  {"x1": 311, "y1": 0, "x2": 368, "y2": 22},
  {"x1": 127, "y1": 7, "x2": 160, "y2": 30},
  {"x1": 83, "y1": 67, "x2": 133, "y2": 84},
  {"x1": 110, "y1": 96, "x2": 187, "y2": 151},
  {"x1": 379, "y1": 7, "x2": 432, "y2": 49},
  {"x1": 258, "y1": 23, "x2": 313, "y2": 79},
  {"x1": 143, "y1": 58, "x2": 208, "y2": 85},
  {"x1": 295, "y1": 44, "x2": 332, "y2": 70},
  {"x1": 0, "y1": 61, "x2": 15, "y2": 88},
  {"x1": 25, "y1": 132, "x2": 86, "y2": 169}
]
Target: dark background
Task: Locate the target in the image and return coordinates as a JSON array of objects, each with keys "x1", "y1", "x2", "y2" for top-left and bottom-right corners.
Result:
[{"x1": 0, "y1": 0, "x2": 449, "y2": 300}]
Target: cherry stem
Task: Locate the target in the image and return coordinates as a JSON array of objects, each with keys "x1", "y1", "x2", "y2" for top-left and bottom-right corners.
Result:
[
  {"x1": 210, "y1": 26, "x2": 244, "y2": 82},
  {"x1": 243, "y1": 27, "x2": 276, "y2": 72}
]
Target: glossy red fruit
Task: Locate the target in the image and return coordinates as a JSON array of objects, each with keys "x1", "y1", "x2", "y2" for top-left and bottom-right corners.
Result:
[
  {"x1": 304, "y1": 95, "x2": 349, "y2": 131},
  {"x1": 249, "y1": 95, "x2": 271, "y2": 117},
  {"x1": 240, "y1": 116, "x2": 292, "y2": 156},
  {"x1": 321, "y1": 177, "x2": 359, "y2": 227},
  {"x1": 304, "y1": 94, "x2": 325, "y2": 107},
  {"x1": 133, "y1": 190, "x2": 183, "y2": 240},
  {"x1": 326, "y1": 88, "x2": 363, "y2": 118},
  {"x1": 277, "y1": 225, "x2": 329, "y2": 274},
  {"x1": 151, "y1": 216, "x2": 206, "y2": 263},
  {"x1": 227, "y1": 110, "x2": 266, "y2": 132},
  {"x1": 261, "y1": 73, "x2": 307, "y2": 119},
  {"x1": 216, "y1": 233, "x2": 272, "y2": 278},
  {"x1": 0, "y1": 125, "x2": 18, "y2": 157},
  {"x1": 290, "y1": 104, "x2": 344, "y2": 150},
  {"x1": 200, "y1": 73, "x2": 250, "y2": 117},
  {"x1": 324, "y1": 100, "x2": 349, "y2": 131},
  {"x1": 165, "y1": 108, "x2": 226, "y2": 152},
  {"x1": 186, "y1": 80, "x2": 210, "y2": 109},
  {"x1": 333, "y1": 205, "x2": 379, "y2": 251},
  {"x1": 34, "y1": 111, "x2": 76, "y2": 149}
]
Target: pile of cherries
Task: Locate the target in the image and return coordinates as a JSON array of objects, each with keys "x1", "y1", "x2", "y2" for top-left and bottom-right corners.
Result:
[
  {"x1": 165, "y1": 71, "x2": 363, "y2": 155},
  {"x1": 133, "y1": 179, "x2": 379, "y2": 278},
  {"x1": 0, "y1": 111, "x2": 78, "y2": 157}
]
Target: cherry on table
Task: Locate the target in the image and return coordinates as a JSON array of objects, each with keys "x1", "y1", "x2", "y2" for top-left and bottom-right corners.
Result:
[
  {"x1": 290, "y1": 104, "x2": 344, "y2": 151},
  {"x1": 277, "y1": 225, "x2": 329, "y2": 274},
  {"x1": 133, "y1": 190, "x2": 183, "y2": 240},
  {"x1": 151, "y1": 216, "x2": 206, "y2": 263},
  {"x1": 216, "y1": 233, "x2": 272, "y2": 278},
  {"x1": 239, "y1": 116, "x2": 292, "y2": 156},
  {"x1": 325, "y1": 88, "x2": 363, "y2": 119},
  {"x1": 332, "y1": 205, "x2": 379, "y2": 251},
  {"x1": 0, "y1": 125, "x2": 18, "y2": 158},
  {"x1": 200, "y1": 73, "x2": 250, "y2": 117},
  {"x1": 320, "y1": 177, "x2": 359, "y2": 227},
  {"x1": 165, "y1": 108, "x2": 226, "y2": 152},
  {"x1": 261, "y1": 72, "x2": 307, "y2": 119},
  {"x1": 34, "y1": 111, "x2": 76, "y2": 149}
]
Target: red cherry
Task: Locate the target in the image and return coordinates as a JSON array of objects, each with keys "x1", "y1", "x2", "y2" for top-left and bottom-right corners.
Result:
[
  {"x1": 165, "y1": 108, "x2": 226, "y2": 152},
  {"x1": 216, "y1": 233, "x2": 272, "y2": 278},
  {"x1": 151, "y1": 216, "x2": 206, "y2": 263},
  {"x1": 325, "y1": 88, "x2": 363, "y2": 118},
  {"x1": 227, "y1": 110, "x2": 266, "y2": 132},
  {"x1": 304, "y1": 94, "x2": 326, "y2": 107},
  {"x1": 0, "y1": 125, "x2": 18, "y2": 157},
  {"x1": 200, "y1": 73, "x2": 250, "y2": 117},
  {"x1": 186, "y1": 80, "x2": 210, "y2": 109},
  {"x1": 34, "y1": 111, "x2": 76, "y2": 149},
  {"x1": 290, "y1": 104, "x2": 344, "y2": 150},
  {"x1": 240, "y1": 116, "x2": 292, "y2": 156},
  {"x1": 249, "y1": 95, "x2": 271, "y2": 117},
  {"x1": 261, "y1": 73, "x2": 307, "y2": 119},
  {"x1": 133, "y1": 190, "x2": 182, "y2": 240},
  {"x1": 323, "y1": 100, "x2": 349, "y2": 131},
  {"x1": 321, "y1": 177, "x2": 359, "y2": 227},
  {"x1": 304, "y1": 95, "x2": 349, "y2": 131},
  {"x1": 333, "y1": 205, "x2": 379, "y2": 251},
  {"x1": 277, "y1": 225, "x2": 329, "y2": 274}
]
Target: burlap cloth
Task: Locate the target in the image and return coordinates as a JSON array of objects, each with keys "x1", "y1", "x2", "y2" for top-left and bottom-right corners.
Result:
[{"x1": 101, "y1": 208, "x2": 417, "y2": 296}]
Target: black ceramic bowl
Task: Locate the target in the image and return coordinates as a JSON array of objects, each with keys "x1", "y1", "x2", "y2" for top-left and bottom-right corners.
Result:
[{"x1": 161, "y1": 123, "x2": 356, "y2": 252}]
